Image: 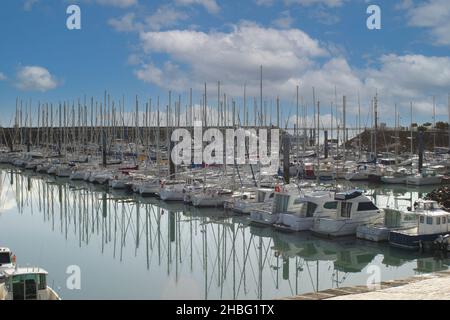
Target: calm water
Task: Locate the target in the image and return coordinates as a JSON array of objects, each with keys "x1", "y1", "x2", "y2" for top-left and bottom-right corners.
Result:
[{"x1": 0, "y1": 166, "x2": 448, "y2": 300}]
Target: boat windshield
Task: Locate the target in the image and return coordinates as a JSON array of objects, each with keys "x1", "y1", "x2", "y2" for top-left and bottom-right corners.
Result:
[
  {"x1": 298, "y1": 202, "x2": 318, "y2": 218},
  {"x1": 0, "y1": 252, "x2": 11, "y2": 265},
  {"x1": 417, "y1": 202, "x2": 439, "y2": 211}
]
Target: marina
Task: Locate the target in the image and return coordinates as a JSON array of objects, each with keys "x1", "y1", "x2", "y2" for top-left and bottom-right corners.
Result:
[
  {"x1": 1, "y1": 0, "x2": 450, "y2": 302},
  {"x1": 0, "y1": 164, "x2": 449, "y2": 299}
]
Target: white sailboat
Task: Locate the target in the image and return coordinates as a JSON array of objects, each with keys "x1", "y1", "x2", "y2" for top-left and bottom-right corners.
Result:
[
  {"x1": 381, "y1": 167, "x2": 410, "y2": 184},
  {"x1": 406, "y1": 170, "x2": 443, "y2": 186}
]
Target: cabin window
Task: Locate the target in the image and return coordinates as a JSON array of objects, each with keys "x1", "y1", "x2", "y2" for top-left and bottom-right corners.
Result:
[
  {"x1": 299, "y1": 202, "x2": 318, "y2": 217},
  {"x1": 25, "y1": 279, "x2": 37, "y2": 300},
  {"x1": 437, "y1": 217, "x2": 441, "y2": 225},
  {"x1": 340, "y1": 202, "x2": 352, "y2": 218},
  {"x1": 273, "y1": 194, "x2": 290, "y2": 213},
  {"x1": 0, "y1": 252, "x2": 10, "y2": 264},
  {"x1": 420, "y1": 216, "x2": 424, "y2": 224},
  {"x1": 269, "y1": 193, "x2": 274, "y2": 198},
  {"x1": 426, "y1": 217, "x2": 433, "y2": 225},
  {"x1": 306, "y1": 202, "x2": 318, "y2": 217},
  {"x1": 357, "y1": 202, "x2": 378, "y2": 211},
  {"x1": 324, "y1": 201, "x2": 337, "y2": 210},
  {"x1": 443, "y1": 217, "x2": 447, "y2": 224},
  {"x1": 38, "y1": 274, "x2": 46, "y2": 290}
]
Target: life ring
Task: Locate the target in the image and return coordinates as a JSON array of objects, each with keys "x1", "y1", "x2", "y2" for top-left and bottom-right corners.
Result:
[{"x1": 275, "y1": 184, "x2": 281, "y2": 193}]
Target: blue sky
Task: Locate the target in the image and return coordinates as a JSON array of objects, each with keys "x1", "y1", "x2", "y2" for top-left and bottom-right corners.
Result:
[{"x1": 0, "y1": 0, "x2": 449, "y2": 128}]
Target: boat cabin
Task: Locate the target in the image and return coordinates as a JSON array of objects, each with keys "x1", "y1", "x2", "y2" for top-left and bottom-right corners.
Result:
[
  {"x1": 334, "y1": 190, "x2": 380, "y2": 219},
  {"x1": 0, "y1": 248, "x2": 15, "y2": 280},
  {"x1": 379, "y1": 158, "x2": 397, "y2": 166},
  {"x1": 272, "y1": 192, "x2": 303, "y2": 214},
  {"x1": 293, "y1": 192, "x2": 337, "y2": 218},
  {"x1": 0, "y1": 248, "x2": 12, "y2": 267},
  {"x1": 1, "y1": 268, "x2": 57, "y2": 300},
  {"x1": 256, "y1": 188, "x2": 275, "y2": 203},
  {"x1": 272, "y1": 191, "x2": 337, "y2": 217},
  {"x1": 414, "y1": 201, "x2": 450, "y2": 235}
]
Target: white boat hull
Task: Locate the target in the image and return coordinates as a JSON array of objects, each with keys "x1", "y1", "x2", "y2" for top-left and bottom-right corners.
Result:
[
  {"x1": 250, "y1": 210, "x2": 279, "y2": 226},
  {"x1": 312, "y1": 213, "x2": 382, "y2": 237},
  {"x1": 381, "y1": 176, "x2": 407, "y2": 184},
  {"x1": 406, "y1": 175, "x2": 442, "y2": 186}
]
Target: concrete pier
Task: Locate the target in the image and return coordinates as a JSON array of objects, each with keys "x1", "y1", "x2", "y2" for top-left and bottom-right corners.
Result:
[{"x1": 281, "y1": 270, "x2": 450, "y2": 300}]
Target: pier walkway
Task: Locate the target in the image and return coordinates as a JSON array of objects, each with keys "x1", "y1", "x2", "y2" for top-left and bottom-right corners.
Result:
[{"x1": 282, "y1": 270, "x2": 450, "y2": 300}]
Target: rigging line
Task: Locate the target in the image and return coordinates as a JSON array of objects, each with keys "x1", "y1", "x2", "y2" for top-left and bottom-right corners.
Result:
[
  {"x1": 305, "y1": 261, "x2": 317, "y2": 293},
  {"x1": 236, "y1": 233, "x2": 254, "y2": 297}
]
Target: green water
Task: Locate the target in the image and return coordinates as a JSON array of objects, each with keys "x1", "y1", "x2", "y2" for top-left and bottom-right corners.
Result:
[{"x1": 0, "y1": 166, "x2": 448, "y2": 300}]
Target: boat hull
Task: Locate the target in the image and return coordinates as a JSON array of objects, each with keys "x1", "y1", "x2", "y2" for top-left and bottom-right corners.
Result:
[{"x1": 389, "y1": 230, "x2": 449, "y2": 250}]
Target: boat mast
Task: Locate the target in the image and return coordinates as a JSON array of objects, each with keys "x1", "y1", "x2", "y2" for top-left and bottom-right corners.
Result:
[
  {"x1": 258, "y1": 66, "x2": 262, "y2": 188},
  {"x1": 358, "y1": 93, "x2": 361, "y2": 160},
  {"x1": 296, "y1": 85, "x2": 299, "y2": 166},
  {"x1": 410, "y1": 101, "x2": 413, "y2": 155},
  {"x1": 343, "y1": 95, "x2": 346, "y2": 165},
  {"x1": 448, "y1": 94, "x2": 450, "y2": 149},
  {"x1": 316, "y1": 100, "x2": 320, "y2": 184},
  {"x1": 395, "y1": 103, "x2": 398, "y2": 166},
  {"x1": 243, "y1": 84, "x2": 247, "y2": 127},
  {"x1": 433, "y1": 95, "x2": 436, "y2": 151},
  {"x1": 374, "y1": 93, "x2": 378, "y2": 161}
]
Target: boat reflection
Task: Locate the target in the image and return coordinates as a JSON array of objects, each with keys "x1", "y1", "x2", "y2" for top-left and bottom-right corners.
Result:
[{"x1": 0, "y1": 165, "x2": 449, "y2": 299}]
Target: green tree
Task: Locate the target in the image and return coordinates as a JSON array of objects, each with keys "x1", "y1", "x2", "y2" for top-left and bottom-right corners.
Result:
[{"x1": 436, "y1": 121, "x2": 449, "y2": 130}]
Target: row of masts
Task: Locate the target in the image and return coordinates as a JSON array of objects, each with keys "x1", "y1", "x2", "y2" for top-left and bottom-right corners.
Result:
[{"x1": 4, "y1": 81, "x2": 450, "y2": 158}]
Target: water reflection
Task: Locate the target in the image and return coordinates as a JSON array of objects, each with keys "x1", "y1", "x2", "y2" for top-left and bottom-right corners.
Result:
[{"x1": 0, "y1": 166, "x2": 448, "y2": 300}]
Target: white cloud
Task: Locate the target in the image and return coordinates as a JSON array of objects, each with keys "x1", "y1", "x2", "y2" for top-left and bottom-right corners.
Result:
[
  {"x1": 23, "y1": 0, "x2": 39, "y2": 11},
  {"x1": 135, "y1": 62, "x2": 189, "y2": 89},
  {"x1": 395, "y1": 0, "x2": 414, "y2": 10},
  {"x1": 15, "y1": 66, "x2": 59, "y2": 92},
  {"x1": 138, "y1": 22, "x2": 327, "y2": 93},
  {"x1": 127, "y1": 53, "x2": 142, "y2": 65},
  {"x1": 109, "y1": 6, "x2": 188, "y2": 32},
  {"x1": 257, "y1": 0, "x2": 347, "y2": 8},
  {"x1": 406, "y1": 0, "x2": 450, "y2": 46},
  {"x1": 108, "y1": 13, "x2": 140, "y2": 32},
  {"x1": 0, "y1": 72, "x2": 7, "y2": 81},
  {"x1": 132, "y1": 22, "x2": 450, "y2": 123},
  {"x1": 175, "y1": 0, "x2": 220, "y2": 14},
  {"x1": 255, "y1": 0, "x2": 274, "y2": 6},
  {"x1": 285, "y1": 0, "x2": 348, "y2": 7},
  {"x1": 95, "y1": 0, "x2": 137, "y2": 8},
  {"x1": 272, "y1": 10, "x2": 294, "y2": 29},
  {"x1": 365, "y1": 54, "x2": 450, "y2": 99},
  {"x1": 145, "y1": 5, "x2": 189, "y2": 31}
]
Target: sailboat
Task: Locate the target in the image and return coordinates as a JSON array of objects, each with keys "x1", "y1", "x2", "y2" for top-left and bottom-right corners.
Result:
[{"x1": 381, "y1": 167, "x2": 410, "y2": 184}]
